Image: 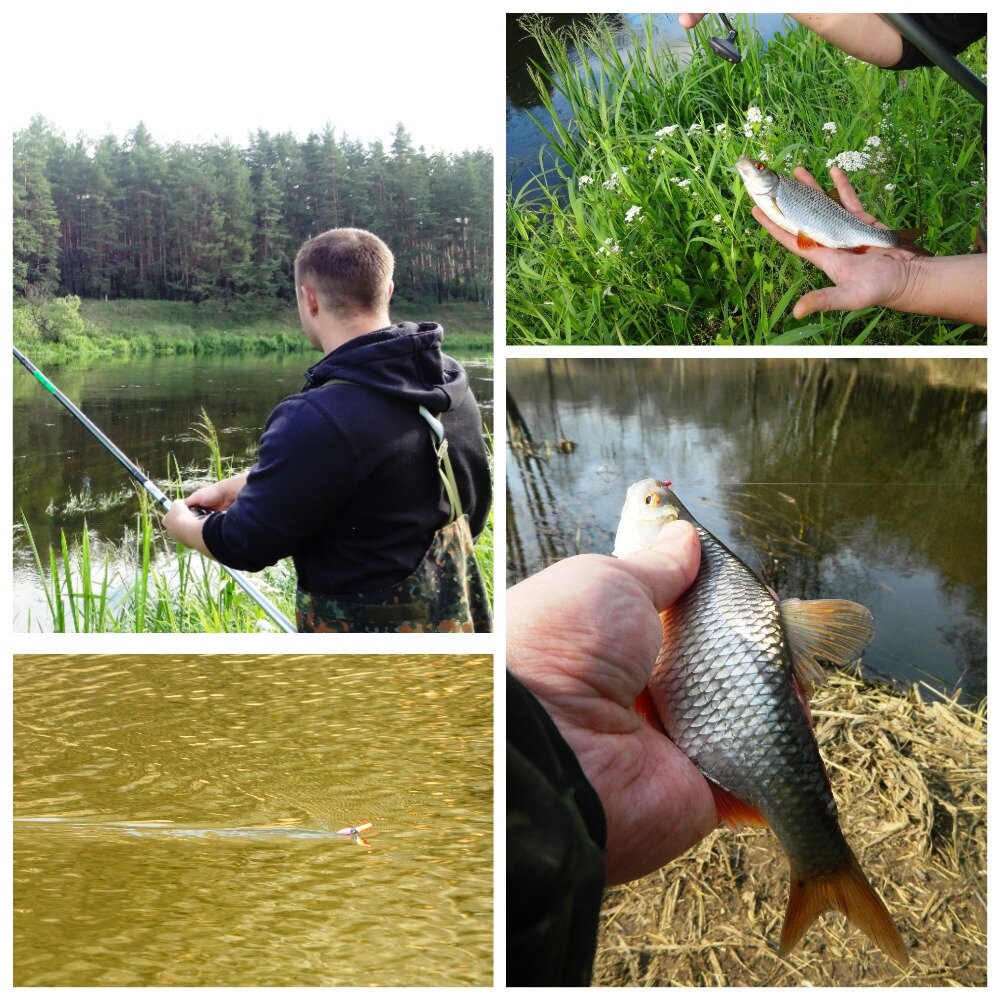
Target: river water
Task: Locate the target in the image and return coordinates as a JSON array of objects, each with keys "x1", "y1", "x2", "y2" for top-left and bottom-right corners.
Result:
[
  {"x1": 507, "y1": 358, "x2": 986, "y2": 705},
  {"x1": 13, "y1": 653, "x2": 493, "y2": 986},
  {"x1": 12, "y1": 351, "x2": 493, "y2": 630}
]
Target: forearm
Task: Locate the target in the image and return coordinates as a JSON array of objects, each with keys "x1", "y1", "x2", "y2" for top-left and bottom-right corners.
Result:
[
  {"x1": 888, "y1": 255, "x2": 986, "y2": 326},
  {"x1": 790, "y1": 14, "x2": 902, "y2": 67}
]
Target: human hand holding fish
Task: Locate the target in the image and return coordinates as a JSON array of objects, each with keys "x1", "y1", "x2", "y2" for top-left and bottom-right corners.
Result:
[
  {"x1": 507, "y1": 518, "x2": 718, "y2": 886},
  {"x1": 748, "y1": 163, "x2": 986, "y2": 325}
]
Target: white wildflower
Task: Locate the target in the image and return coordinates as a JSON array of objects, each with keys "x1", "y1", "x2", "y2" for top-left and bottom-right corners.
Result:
[
  {"x1": 865, "y1": 135, "x2": 882, "y2": 147},
  {"x1": 578, "y1": 175, "x2": 594, "y2": 186},
  {"x1": 746, "y1": 106, "x2": 763, "y2": 123},
  {"x1": 884, "y1": 183, "x2": 895, "y2": 191},
  {"x1": 743, "y1": 126, "x2": 754, "y2": 138},
  {"x1": 625, "y1": 205, "x2": 643, "y2": 223},
  {"x1": 715, "y1": 123, "x2": 727, "y2": 133},
  {"x1": 603, "y1": 172, "x2": 621, "y2": 190},
  {"x1": 758, "y1": 151, "x2": 770, "y2": 162},
  {"x1": 603, "y1": 286, "x2": 613, "y2": 298},
  {"x1": 655, "y1": 124, "x2": 680, "y2": 138},
  {"x1": 687, "y1": 122, "x2": 703, "y2": 135},
  {"x1": 764, "y1": 115, "x2": 773, "y2": 125},
  {"x1": 822, "y1": 121, "x2": 837, "y2": 134},
  {"x1": 828, "y1": 149, "x2": 870, "y2": 172},
  {"x1": 713, "y1": 214, "x2": 722, "y2": 223}
]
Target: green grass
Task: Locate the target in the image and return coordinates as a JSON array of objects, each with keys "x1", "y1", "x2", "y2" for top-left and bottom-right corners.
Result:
[
  {"x1": 23, "y1": 413, "x2": 495, "y2": 633},
  {"x1": 507, "y1": 14, "x2": 985, "y2": 345},
  {"x1": 14, "y1": 297, "x2": 493, "y2": 363}
]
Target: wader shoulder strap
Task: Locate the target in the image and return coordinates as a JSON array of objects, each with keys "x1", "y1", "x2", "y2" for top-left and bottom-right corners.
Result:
[{"x1": 312, "y1": 378, "x2": 465, "y2": 524}]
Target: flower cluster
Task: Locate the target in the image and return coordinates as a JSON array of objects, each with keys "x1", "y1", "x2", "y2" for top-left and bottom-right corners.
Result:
[
  {"x1": 578, "y1": 175, "x2": 594, "y2": 187},
  {"x1": 596, "y1": 237, "x2": 622, "y2": 255},
  {"x1": 602, "y1": 167, "x2": 629, "y2": 191},
  {"x1": 825, "y1": 137, "x2": 888, "y2": 173},
  {"x1": 625, "y1": 205, "x2": 643, "y2": 224},
  {"x1": 742, "y1": 105, "x2": 773, "y2": 139}
]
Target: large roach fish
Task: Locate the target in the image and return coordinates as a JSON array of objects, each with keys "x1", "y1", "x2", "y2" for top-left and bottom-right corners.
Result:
[{"x1": 613, "y1": 478, "x2": 907, "y2": 963}]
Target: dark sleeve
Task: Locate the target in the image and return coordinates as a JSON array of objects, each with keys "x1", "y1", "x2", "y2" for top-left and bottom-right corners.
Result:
[
  {"x1": 507, "y1": 672, "x2": 607, "y2": 987},
  {"x1": 889, "y1": 14, "x2": 986, "y2": 69},
  {"x1": 202, "y1": 395, "x2": 358, "y2": 571}
]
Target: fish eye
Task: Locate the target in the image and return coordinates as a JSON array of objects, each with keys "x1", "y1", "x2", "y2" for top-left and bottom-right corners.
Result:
[
  {"x1": 754, "y1": 161, "x2": 765, "y2": 171},
  {"x1": 644, "y1": 493, "x2": 661, "y2": 507}
]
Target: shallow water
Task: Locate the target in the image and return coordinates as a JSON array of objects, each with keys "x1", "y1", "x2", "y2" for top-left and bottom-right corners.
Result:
[
  {"x1": 13, "y1": 654, "x2": 493, "y2": 986},
  {"x1": 507, "y1": 358, "x2": 986, "y2": 704}
]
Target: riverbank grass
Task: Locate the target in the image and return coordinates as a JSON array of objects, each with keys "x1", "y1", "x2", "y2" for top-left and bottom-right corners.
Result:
[
  {"x1": 14, "y1": 297, "x2": 493, "y2": 363},
  {"x1": 24, "y1": 413, "x2": 496, "y2": 634},
  {"x1": 507, "y1": 15, "x2": 985, "y2": 345}
]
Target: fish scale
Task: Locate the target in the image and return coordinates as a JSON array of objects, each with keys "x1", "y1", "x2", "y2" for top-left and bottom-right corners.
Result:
[
  {"x1": 612, "y1": 479, "x2": 907, "y2": 963},
  {"x1": 654, "y1": 526, "x2": 849, "y2": 880}
]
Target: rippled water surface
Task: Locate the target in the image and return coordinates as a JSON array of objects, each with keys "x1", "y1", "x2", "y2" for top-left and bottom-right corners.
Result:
[
  {"x1": 14, "y1": 654, "x2": 492, "y2": 986},
  {"x1": 507, "y1": 358, "x2": 985, "y2": 704}
]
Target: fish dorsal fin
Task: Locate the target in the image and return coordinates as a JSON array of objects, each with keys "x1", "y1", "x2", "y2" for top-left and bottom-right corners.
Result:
[{"x1": 779, "y1": 599, "x2": 874, "y2": 689}]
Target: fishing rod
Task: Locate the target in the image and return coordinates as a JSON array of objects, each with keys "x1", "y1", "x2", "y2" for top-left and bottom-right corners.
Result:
[{"x1": 13, "y1": 346, "x2": 296, "y2": 633}]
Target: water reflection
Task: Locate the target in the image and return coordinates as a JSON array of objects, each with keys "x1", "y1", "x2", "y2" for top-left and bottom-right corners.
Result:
[
  {"x1": 14, "y1": 654, "x2": 492, "y2": 986},
  {"x1": 507, "y1": 358, "x2": 985, "y2": 703}
]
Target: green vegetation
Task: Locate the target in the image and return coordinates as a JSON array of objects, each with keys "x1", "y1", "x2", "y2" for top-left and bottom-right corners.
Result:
[
  {"x1": 23, "y1": 415, "x2": 496, "y2": 633},
  {"x1": 14, "y1": 119, "x2": 491, "y2": 306},
  {"x1": 13, "y1": 296, "x2": 493, "y2": 363},
  {"x1": 507, "y1": 15, "x2": 985, "y2": 345}
]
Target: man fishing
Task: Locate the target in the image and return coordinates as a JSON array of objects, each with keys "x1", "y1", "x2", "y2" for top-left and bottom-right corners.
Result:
[
  {"x1": 682, "y1": 13, "x2": 986, "y2": 326},
  {"x1": 163, "y1": 228, "x2": 492, "y2": 633}
]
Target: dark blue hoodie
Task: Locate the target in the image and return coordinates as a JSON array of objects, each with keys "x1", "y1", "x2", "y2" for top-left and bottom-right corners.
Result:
[{"x1": 201, "y1": 322, "x2": 491, "y2": 595}]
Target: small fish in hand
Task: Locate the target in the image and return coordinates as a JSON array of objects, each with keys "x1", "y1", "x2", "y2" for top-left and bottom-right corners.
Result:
[
  {"x1": 614, "y1": 479, "x2": 907, "y2": 964},
  {"x1": 735, "y1": 155, "x2": 923, "y2": 255}
]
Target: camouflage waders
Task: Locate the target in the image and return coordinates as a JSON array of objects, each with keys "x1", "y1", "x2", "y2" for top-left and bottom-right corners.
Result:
[{"x1": 296, "y1": 388, "x2": 492, "y2": 633}]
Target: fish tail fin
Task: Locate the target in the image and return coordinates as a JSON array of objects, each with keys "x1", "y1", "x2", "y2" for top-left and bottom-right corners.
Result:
[
  {"x1": 894, "y1": 228, "x2": 929, "y2": 256},
  {"x1": 781, "y1": 850, "x2": 907, "y2": 964}
]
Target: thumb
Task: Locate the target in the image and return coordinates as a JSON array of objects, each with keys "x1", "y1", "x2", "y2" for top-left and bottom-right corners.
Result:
[
  {"x1": 793, "y1": 284, "x2": 859, "y2": 319},
  {"x1": 615, "y1": 519, "x2": 701, "y2": 612}
]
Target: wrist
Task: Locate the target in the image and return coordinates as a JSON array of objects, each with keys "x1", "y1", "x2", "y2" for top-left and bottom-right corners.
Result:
[{"x1": 880, "y1": 254, "x2": 922, "y2": 313}]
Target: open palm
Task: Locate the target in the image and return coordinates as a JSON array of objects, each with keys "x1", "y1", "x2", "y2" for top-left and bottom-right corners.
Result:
[{"x1": 508, "y1": 523, "x2": 718, "y2": 885}]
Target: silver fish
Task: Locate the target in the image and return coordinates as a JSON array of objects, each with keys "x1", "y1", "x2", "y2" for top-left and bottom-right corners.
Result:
[
  {"x1": 735, "y1": 155, "x2": 921, "y2": 253},
  {"x1": 614, "y1": 478, "x2": 907, "y2": 963}
]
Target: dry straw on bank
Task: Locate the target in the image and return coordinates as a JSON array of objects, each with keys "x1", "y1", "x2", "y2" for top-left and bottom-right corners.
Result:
[{"x1": 595, "y1": 672, "x2": 986, "y2": 986}]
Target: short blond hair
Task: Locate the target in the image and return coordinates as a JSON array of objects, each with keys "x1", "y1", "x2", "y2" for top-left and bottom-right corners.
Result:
[{"x1": 294, "y1": 228, "x2": 394, "y2": 316}]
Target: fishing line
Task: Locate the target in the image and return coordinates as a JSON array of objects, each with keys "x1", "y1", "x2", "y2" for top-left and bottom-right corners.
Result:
[{"x1": 13, "y1": 346, "x2": 296, "y2": 633}]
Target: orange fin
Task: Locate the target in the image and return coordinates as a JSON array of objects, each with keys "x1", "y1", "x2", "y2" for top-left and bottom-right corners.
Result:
[
  {"x1": 848, "y1": 245, "x2": 870, "y2": 254},
  {"x1": 779, "y1": 598, "x2": 874, "y2": 690},
  {"x1": 708, "y1": 780, "x2": 769, "y2": 829},
  {"x1": 634, "y1": 687, "x2": 665, "y2": 734},
  {"x1": 797, "y1": 232, "x2": 823, "y2": 250},
  {"x1": 780, "y1": 848, "x2": 907, "y2": 964}
]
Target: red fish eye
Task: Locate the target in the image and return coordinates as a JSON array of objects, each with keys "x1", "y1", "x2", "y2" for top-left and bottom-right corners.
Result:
[{"x1": 755, "y1": 161, "x2": 764, "y2": 171}]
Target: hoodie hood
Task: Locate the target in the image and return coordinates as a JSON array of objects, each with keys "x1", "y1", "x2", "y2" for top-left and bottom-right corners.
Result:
[{"x1": 301, "y1": 321, "x2": 468, "y2": 413}]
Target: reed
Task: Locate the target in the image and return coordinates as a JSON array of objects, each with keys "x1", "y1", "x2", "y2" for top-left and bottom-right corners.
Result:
[
  {"x1": 507, "y1": 15, "x2": 985, "y2": 345},
  {"x1": 25, "y1": 411, "x2": 495, "y2": 633}
]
